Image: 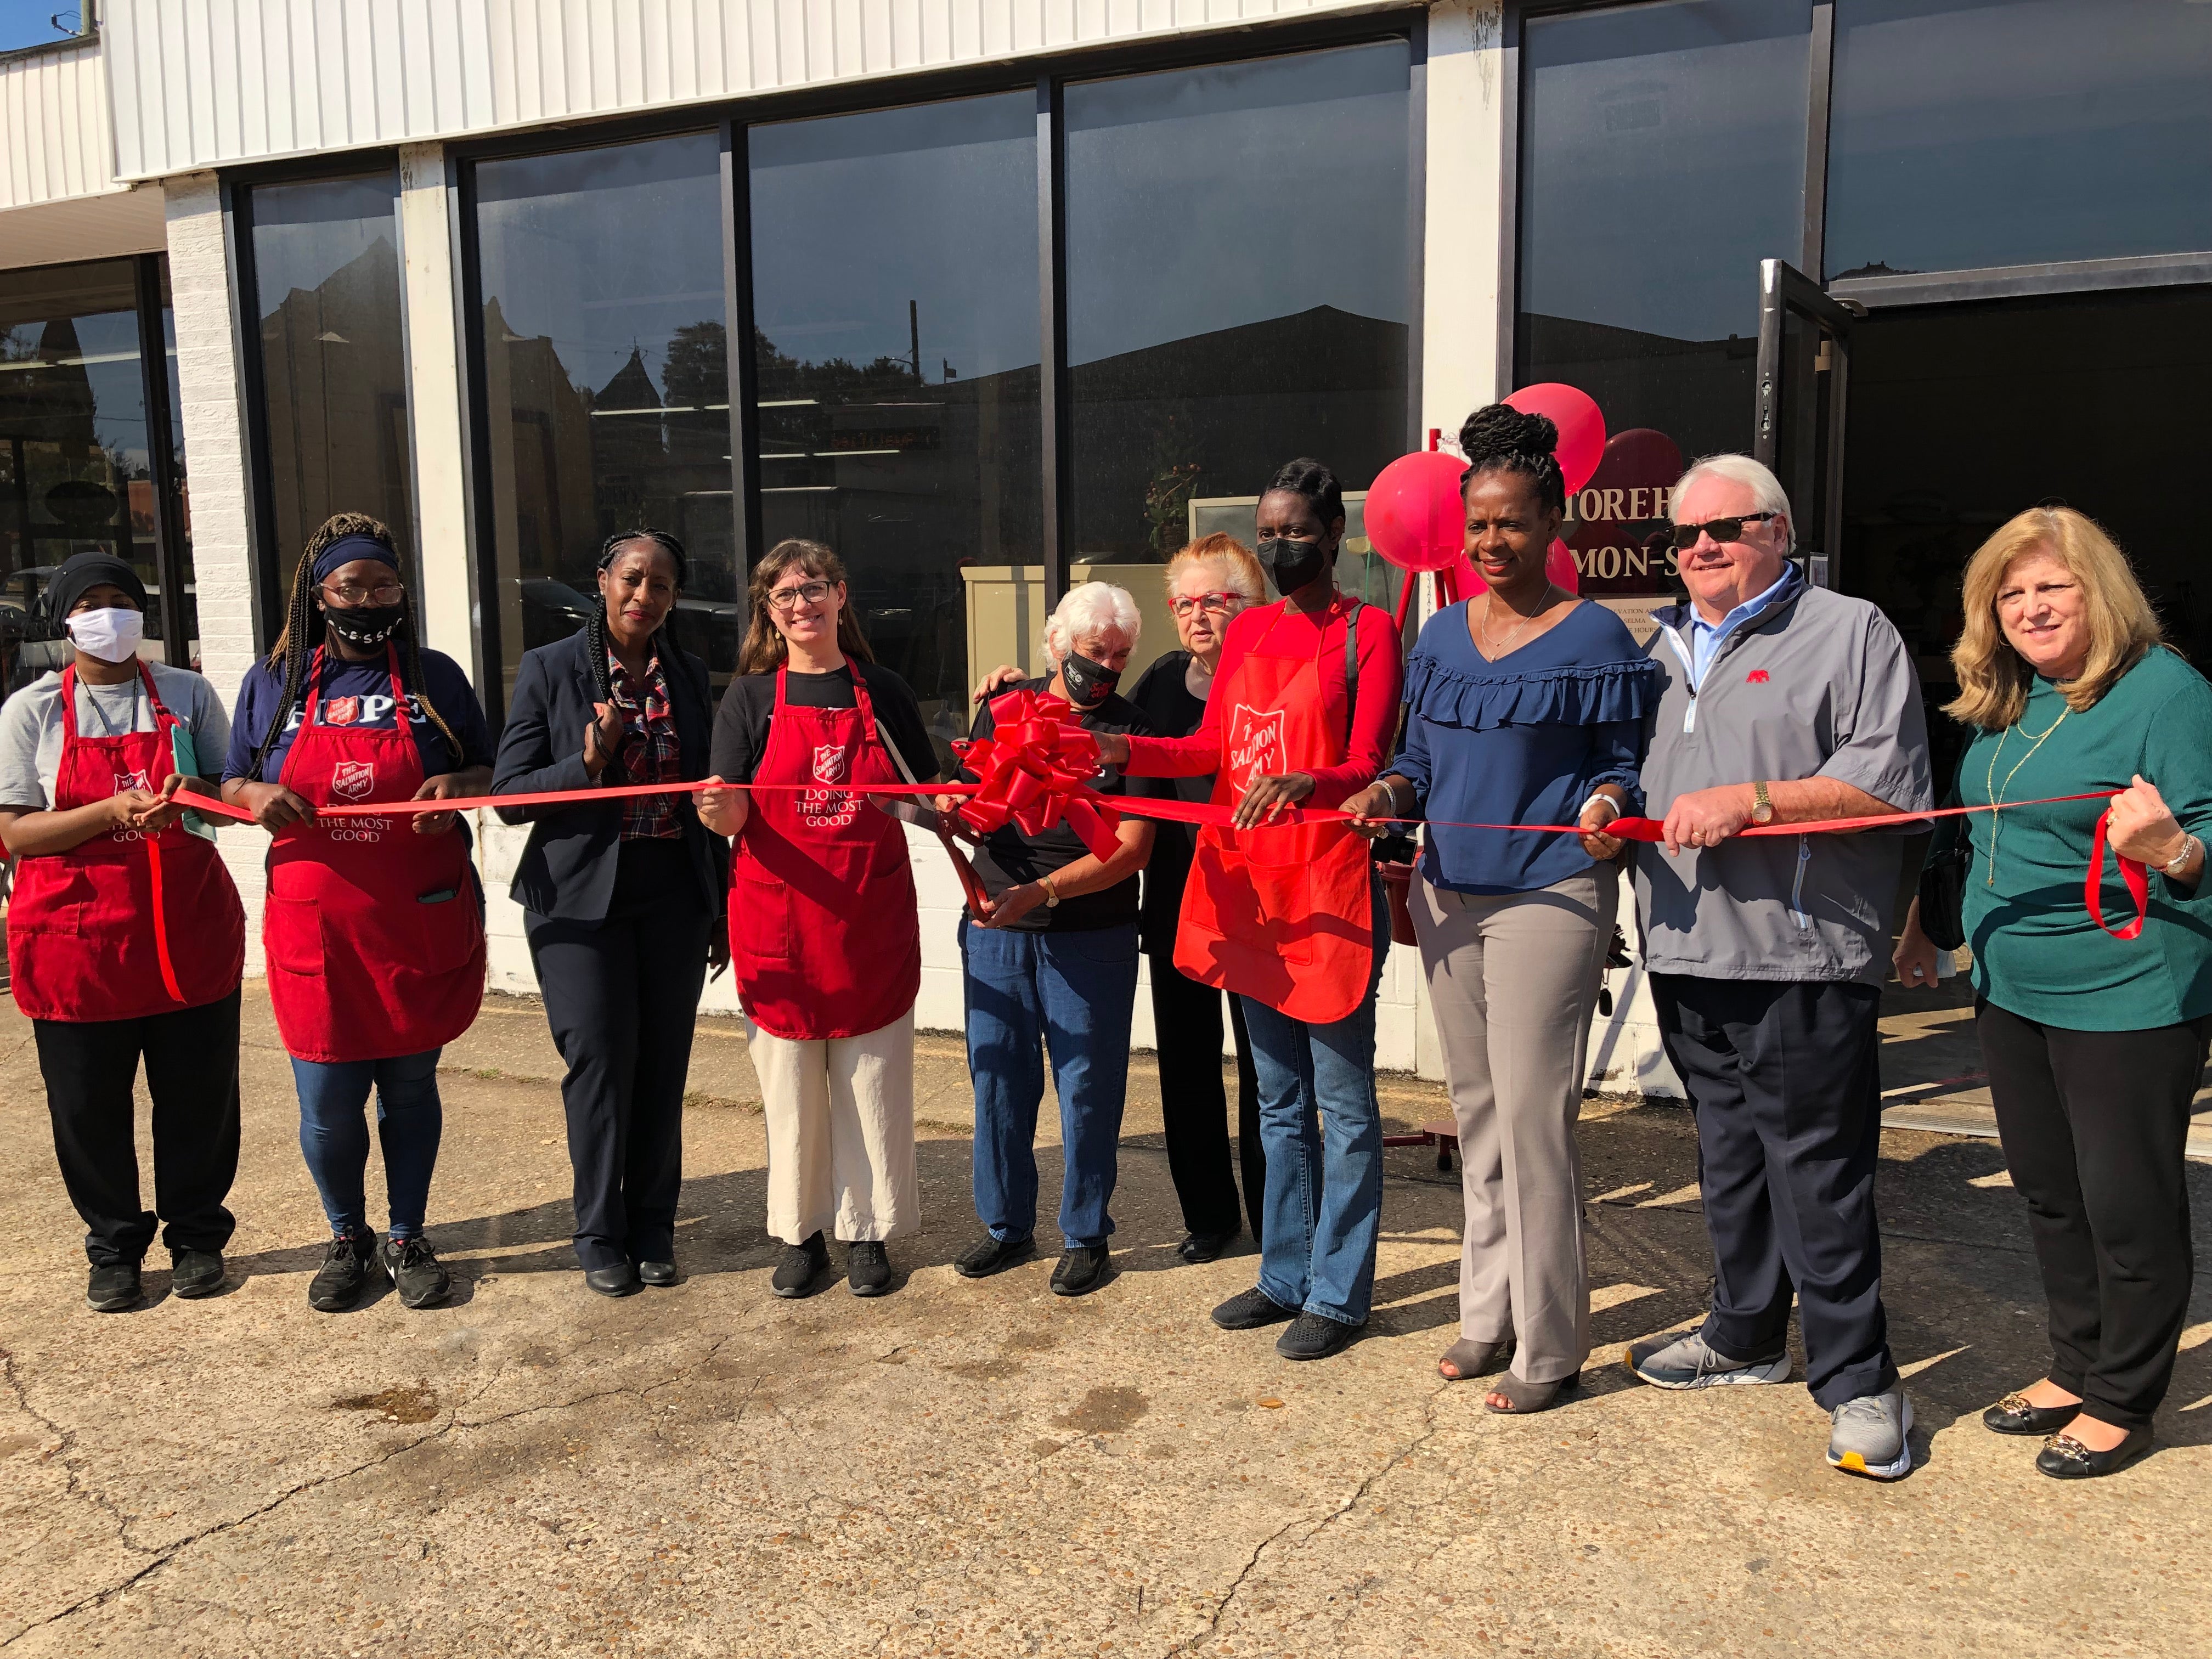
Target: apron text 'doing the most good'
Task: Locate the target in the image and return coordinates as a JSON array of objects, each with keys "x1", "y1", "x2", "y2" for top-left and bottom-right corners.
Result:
[
  {"x1": 732, "y1": 667, "x2": 921, "y2": 1041},
  {"x1": 1176, "y1": 603, "x2": 1375, "y2": 1025},
  {"x1": 9, "y1": 663, "x2": 245, "y2": 1022},
  {"x1": 263, "y1": 646, "x2": 485, "y2": 1063}
]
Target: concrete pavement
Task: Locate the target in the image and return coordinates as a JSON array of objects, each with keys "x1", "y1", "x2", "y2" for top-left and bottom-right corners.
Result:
[{"x1": 2, "y1": 984, "x2": 2208, "y2": 1656}]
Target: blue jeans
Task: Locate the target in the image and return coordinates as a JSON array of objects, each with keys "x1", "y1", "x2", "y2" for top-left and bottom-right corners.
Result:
[
  {"x1": 1236, "y1": 879, "x2": 1389, "y2": 1325},
  {"x1": 291, "y1": 1048, "x2": 444, "y2": 1241},
  {"x1": 961, "y1": 918, "x2": 1139, "y2": 1250}
]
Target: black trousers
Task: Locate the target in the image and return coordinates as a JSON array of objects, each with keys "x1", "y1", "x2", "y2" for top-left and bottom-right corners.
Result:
[
  {"x1": 1650, "y1": 974, "x2": 1894, "y2": 1409},
  {"x1": 1976, "y1": 998, "x2": 2208, "y2": 1432},
  {"x1": 33, "y1": 989, "x2": 242, "y2": 1268},
  {"x1": 1148, "y1": 950, "x2": 1265, "y2": 1242},
  {"x1": 526, "y1": 843, "x2": 712, "y2": 1272}
]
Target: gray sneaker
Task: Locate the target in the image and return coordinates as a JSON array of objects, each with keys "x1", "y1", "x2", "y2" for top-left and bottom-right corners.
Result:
[
  {"x1": 1828, "y1": 1389, "x2": 1914, "y2": 1480},
  {"x1": 1625, "y1": 1328, "x2": 1792, "y2": 1389}
]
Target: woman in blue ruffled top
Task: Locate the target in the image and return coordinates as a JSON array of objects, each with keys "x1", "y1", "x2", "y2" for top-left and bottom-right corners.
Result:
[{"x1": 1346, "y1": 403, "x2": 1660, "y2": 1413}]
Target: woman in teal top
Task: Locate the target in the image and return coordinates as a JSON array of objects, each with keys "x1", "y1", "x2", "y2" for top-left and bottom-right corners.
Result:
[{"x1": 1898, "y1": 506, "x2": 2212, "y2": 1481}]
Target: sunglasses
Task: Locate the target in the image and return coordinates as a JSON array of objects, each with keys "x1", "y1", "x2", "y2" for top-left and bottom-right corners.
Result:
[
  {"x1": 1168, "y1": 591, "x2": 1241, "y2": 617},
  {"x1": 1669, "y1": 512, "x2": 1779, "y2": 551}
]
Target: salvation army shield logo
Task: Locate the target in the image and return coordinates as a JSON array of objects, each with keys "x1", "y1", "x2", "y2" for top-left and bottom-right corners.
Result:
[
  {"x1": 811, "y1": 744, "x2": 849, "y2": 785},
  {"x1": 112, "y1": 769, "x2": 150, "y2": 794},
  {"x1": 1227, "y1": 704, "x2": 1283, "y2": 785},
  {"x1": 324, "y1": 696, "x2": 362, "y2": 726},
  {"x1": 331, "y1": 760, "x2": 376, "y2": 802}
]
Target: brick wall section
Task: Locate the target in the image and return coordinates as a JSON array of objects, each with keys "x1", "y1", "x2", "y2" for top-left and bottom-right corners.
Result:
[{"x1": 163, "y1": 172, "x2": 275, "y2": 969}]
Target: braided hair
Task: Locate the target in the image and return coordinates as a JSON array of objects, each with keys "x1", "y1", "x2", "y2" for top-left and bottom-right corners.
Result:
[
  {"x1": 586, "y1": 529, "x2": 689, "y2": 703},
  {"x1": 249, "y1": 512, "x2": 460, "y2": 781},
  {"x1": 1457, "y1": 404, "x2": 1567, "y2": 515}
]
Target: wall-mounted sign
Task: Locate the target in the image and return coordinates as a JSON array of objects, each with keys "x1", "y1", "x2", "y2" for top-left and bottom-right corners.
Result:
[{"x1": 1564, "y1": 427, "x2": 1684, "y2": 596}]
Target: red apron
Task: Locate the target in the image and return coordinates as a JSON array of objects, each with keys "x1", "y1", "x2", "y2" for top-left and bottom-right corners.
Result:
[
  {"x1": 9, "y1": 663, "x2": 244, "y2": 1022},
  {"x1": 1175, "y1": 601, "x2": 1375, "y2": 1025},
  {"x1": 731, "y1": 666, "x2": 920, "y2": 1040},
  {"x1": 263, "y1": 646, "x2": 485, "y2": 1063}
]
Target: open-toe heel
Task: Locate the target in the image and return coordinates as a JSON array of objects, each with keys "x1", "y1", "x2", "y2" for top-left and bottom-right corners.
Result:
[
  {"x1": 1484, "y1": 1369, "x2": 1580, "y2": 1414},
  {"x1": 1438, "y1": 1338, "x2": 1514, "y2": 1382}
]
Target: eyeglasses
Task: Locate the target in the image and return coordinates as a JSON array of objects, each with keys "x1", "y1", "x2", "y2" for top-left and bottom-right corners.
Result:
[
  {"x1": 766, "y1": 580, "x2": 833, "y2": 613},
  {"x1": 1169, "y1": 591, "x2": 1242, "y2": 617},
  {"x1": 1669, "y1": 512, "x2": 1780, "y2": 551},
  {"x1": 320, "y1": 580, "x2": 405, "y2": 605}
]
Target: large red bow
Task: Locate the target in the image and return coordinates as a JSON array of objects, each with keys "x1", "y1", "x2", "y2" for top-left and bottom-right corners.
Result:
[{"x1": 952, "y1": 689, "x2": 1122, "y2": 860}]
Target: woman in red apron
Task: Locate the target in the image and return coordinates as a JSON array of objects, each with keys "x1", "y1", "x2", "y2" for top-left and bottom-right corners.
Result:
[
  {"x1": 1104, "y1": 459, "x2": 1403, "y2": 1362},
  {"x1": 1, "y1": 553, "x2": 244, "y2": 1313},
  {"x1": 223, "y1": 515, "x2": 493, "y2": 1314},
  {"x1": 697, "y1": 538, "x2": 935, "y2": 1300}
]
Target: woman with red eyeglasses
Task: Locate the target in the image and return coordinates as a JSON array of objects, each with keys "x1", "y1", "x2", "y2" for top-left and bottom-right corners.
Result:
[{"x1": 1122, "y1": 536, "x2": 1269, "y2": 1266}]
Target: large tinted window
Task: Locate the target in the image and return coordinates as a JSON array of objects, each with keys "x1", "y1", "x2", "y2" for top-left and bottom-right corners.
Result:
[
  {"x1": 1827, "y1": 1, "x2": 2212, "y2": 280},
  {"x1": 1518, "y1": 0, "x2": 1809, "y2": 597},
  {"x1": 0, "y1": 259, "x2": 186, "y2": 690},
  {"x1": 248, "y1": 173, "x2": 413, "y2": 606},
  {"x1": 473, "y1": 133, "x2": 733, "y2": 713},
  {"x1": 1064, "y1": 41, "x2": 1414, "y2": 663},
  {"x1": 749, "y1": 93, "x2": 1040, "y2": 767}
]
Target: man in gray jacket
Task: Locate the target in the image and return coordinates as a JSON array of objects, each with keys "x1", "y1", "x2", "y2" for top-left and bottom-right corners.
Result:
[{"x1": 1626, "y1": 454, "x2": 1933, "y2": 1482}]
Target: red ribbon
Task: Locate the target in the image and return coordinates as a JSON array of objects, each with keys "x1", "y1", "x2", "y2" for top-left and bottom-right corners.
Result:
[
  {"x1": 949, "y1": 689, "x2": 1123, "y2": 861},
  {"x1": 2086, "y1": 807, "x2": 2152, "y2": 940}
]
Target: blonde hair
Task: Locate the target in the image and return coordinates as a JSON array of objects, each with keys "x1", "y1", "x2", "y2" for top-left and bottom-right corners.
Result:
[
  {"x1": 1165, "y1": 532, "x2": 1265, "y2": 607},
  {"x1": 1945, "y1": 506, "x2": 2163, "y2": 731}
]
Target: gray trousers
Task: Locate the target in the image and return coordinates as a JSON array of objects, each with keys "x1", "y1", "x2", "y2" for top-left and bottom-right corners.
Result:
[{"x1": 1412, "y1": 866, "x2": 1617, "y2": 1384}]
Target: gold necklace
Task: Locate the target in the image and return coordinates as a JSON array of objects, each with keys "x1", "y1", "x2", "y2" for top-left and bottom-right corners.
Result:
[
  {"x1": 1478, "y1": 585, "x2": 1559, "y2": 655},
  {"x1": 1984, "y1": 706, "x2": 2069, "y2": 884}
]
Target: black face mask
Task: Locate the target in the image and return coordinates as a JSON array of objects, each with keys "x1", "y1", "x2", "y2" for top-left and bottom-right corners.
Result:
[
  {"x1": 1256, "y1": 535, "x2": 1330, "y2": 596},
  {"x1": 1059, "y1": 650, "x2": 1121, "y2": 709},
  {"x1": 323, "y1": 602, "x2": 405, "y2": 647}
]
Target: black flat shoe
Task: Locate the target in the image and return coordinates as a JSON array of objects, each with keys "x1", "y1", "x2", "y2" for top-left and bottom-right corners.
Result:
[
  {"x1": 1177, "y1": 1229, "x2": 1238, "y2": 1265},
  {"x1": 1277, "y1": 1311, "x2": 1362, "y2": 1362},
  {"x1": 1983, "y1": 1390, "x2": 2081, "y2": 1437},
  {"x1": 170, "y1": 1248, "x2": 225, "y2": 1299},
  {"x1": 1049, "y1": 1245, "x2": 1110, "y2": 1297},
  {"x1": 637, "y1": 1260, "x2": 678, "y2": 1288},
  {"x1": 86, "y1": 1261, "x2": 142, "y2": 1313},
  {"x1": 1211, "y1": 1286, "x2": 1296, "y2": 1330},
  {"x1": 2037, "y1": 1425, "x2": 2153, "y2": 1480},
  {"x1": 771, "y1": 1232, "x2": 831, "y2": 1297},
  {"x1": 585, "y1": 1262, "x2": 642, "y2": 1298},
  {"x1": 953, "y1": 1233, "x2": 1035, "y2": 1280}
]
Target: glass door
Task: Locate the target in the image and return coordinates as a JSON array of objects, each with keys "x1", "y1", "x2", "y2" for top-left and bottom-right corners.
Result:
[{"x1": 1752, "y1": 257, "x2": 1857, "y2": 588}]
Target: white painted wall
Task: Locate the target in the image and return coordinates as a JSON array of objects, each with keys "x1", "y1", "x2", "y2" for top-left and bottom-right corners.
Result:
[{"x1": 0, "y1": 38, "x2": 116, "y2": 209}]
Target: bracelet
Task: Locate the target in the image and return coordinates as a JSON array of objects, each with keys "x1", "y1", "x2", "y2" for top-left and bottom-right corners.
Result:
[
  {"x1": 2163, "y1": 834, "x2": 2200, "y2": 877},
  {"x1": 1578, "y1": 792, "x2": 1621, "y2": 827}
]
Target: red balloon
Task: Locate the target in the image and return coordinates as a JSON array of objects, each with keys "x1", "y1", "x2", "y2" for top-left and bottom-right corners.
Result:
[
  {"x1": 1363, "y1": 450, "x2": 1468, "y2": 573},
  {"x1": 1505, "y1": 383, "x2": 1607, "y2": 495},
  {"x1": 1547, "y1": 537, "x2": 1581, "y2": 595}
]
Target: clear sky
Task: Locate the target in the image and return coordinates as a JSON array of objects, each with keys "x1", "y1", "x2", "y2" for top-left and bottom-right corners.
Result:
[{"x1": 0, "y1": 2, "x2": 84, "y2": 55}]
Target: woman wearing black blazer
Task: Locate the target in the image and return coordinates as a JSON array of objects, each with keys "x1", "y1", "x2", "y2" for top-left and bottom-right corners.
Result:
[{"x1": 492, "y1": 530, "x2": 728, "y2": 1297}]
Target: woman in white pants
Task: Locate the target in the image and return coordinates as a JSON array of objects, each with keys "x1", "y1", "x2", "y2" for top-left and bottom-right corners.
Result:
[{"x1": 697, "y1": 539, "x2": 938, "y2": 1297}]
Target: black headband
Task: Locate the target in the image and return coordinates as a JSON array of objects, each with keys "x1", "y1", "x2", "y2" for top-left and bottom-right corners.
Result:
[{"x1": 43, "y1": 552, "x2": 148, "y2": 624}]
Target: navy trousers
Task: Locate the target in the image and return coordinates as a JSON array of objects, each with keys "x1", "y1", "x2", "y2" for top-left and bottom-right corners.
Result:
[{"x1": 1650, "y1": 974, "x2": 1896, "y2": 1409}]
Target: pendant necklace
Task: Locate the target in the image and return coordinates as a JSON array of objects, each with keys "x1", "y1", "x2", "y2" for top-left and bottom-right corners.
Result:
[
  {"x1": 1984, "y1": 704, "x2": 2068, "y2": 884},
  {"x1": 1478, "y1": 584, "x2": 1558, "y2": 657}
]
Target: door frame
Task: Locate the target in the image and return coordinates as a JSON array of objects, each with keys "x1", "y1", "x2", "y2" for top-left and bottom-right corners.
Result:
[{"x1": 1753, "y1": 257, "x2": 1858, "y2": 585}]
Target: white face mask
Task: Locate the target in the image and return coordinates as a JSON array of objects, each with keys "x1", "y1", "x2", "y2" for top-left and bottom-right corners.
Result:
[{"x1": 66, "y1": 607, "x2": 146, "y2": 665}]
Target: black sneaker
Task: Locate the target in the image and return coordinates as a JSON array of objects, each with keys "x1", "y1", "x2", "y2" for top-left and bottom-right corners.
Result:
[
  {"x1": 170, "y1": 1248, "x2": 225, "y2": 1299},
  {"x1": 771, "y1": 1231, "x2": 830, "y2": 1298},
  {"x1": 380, "y1": 1237, "x2": 452, "y2": 1310},
  {"x1": 1049, "y1": 1245, "x2": 1110, "y2": 1297},
  {"x1": 847, "y1": 1240, "x2": 893, "y2": 1297},
  {"x1": 1211, "y1": 1286, "x2": 1297, "y2": 1331},
  {"x1": 308, "y1": 1231, "x2": 384, "y2": 1312},
  {"x1": 1277, "y1": 1311, "x2": 1361, "y2": 1361},
  {"x1": 953, "y1": 1233, "x2": 1036, "y2": 1279},
  {"x1": 86, "y1": 1261, "x2": 142, "y2": 1313}
]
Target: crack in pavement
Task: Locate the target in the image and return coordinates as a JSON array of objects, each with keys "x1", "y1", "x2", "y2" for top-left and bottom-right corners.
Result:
[
  {"x1": 1159, "y1": 1379, "x2": 1454, "y2": 1656},
  {"x1": 0, "y1": 1347, "x2": 157, "y2": 1560}
]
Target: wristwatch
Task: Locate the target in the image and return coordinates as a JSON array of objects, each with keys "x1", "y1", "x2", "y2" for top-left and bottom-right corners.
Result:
[
  {"x1": 1751, "y1": 781, "x2": 1775, "y2": 826},
  {"x1": 2163, "y1": 836, "x2": 2200, "y2": 877},
  {"x1": 1041, "y1": 876, "x2": 1062, "y2": 907}
]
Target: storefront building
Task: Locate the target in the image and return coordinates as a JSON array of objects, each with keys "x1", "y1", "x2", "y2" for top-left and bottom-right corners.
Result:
[{"x1": 4, "y1": 1, "x2": 2207, "y2": 1087}]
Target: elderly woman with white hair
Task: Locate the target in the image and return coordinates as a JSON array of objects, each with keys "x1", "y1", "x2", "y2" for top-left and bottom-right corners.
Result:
[{"x1": 950, "y1": 580, "x2": 1156, "y2": 1297}]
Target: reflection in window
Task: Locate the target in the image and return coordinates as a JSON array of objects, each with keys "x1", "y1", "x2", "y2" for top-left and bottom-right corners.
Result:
[
  {"x1": 749, "y1": 94, "x2": 1040, "y2": 768},
  {"x1": 473, "y1": 133, "x2": 733, "y2": 713},
  {"x1": 248, "y1": 172, "x2": 413, "y2": 607},
  {"x1": 1517, "y1": 0, "x2": 1809, "y2": 597},
  {"x1": 0, "y1": 260, "x2": 168, "y2": 691},
  {"x1": 1827, "y1": 0, "x2": 2212, "y2": 280},
  {"x1": 1064, "y1": 41, "x2": 1414, "y2": 672}
]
